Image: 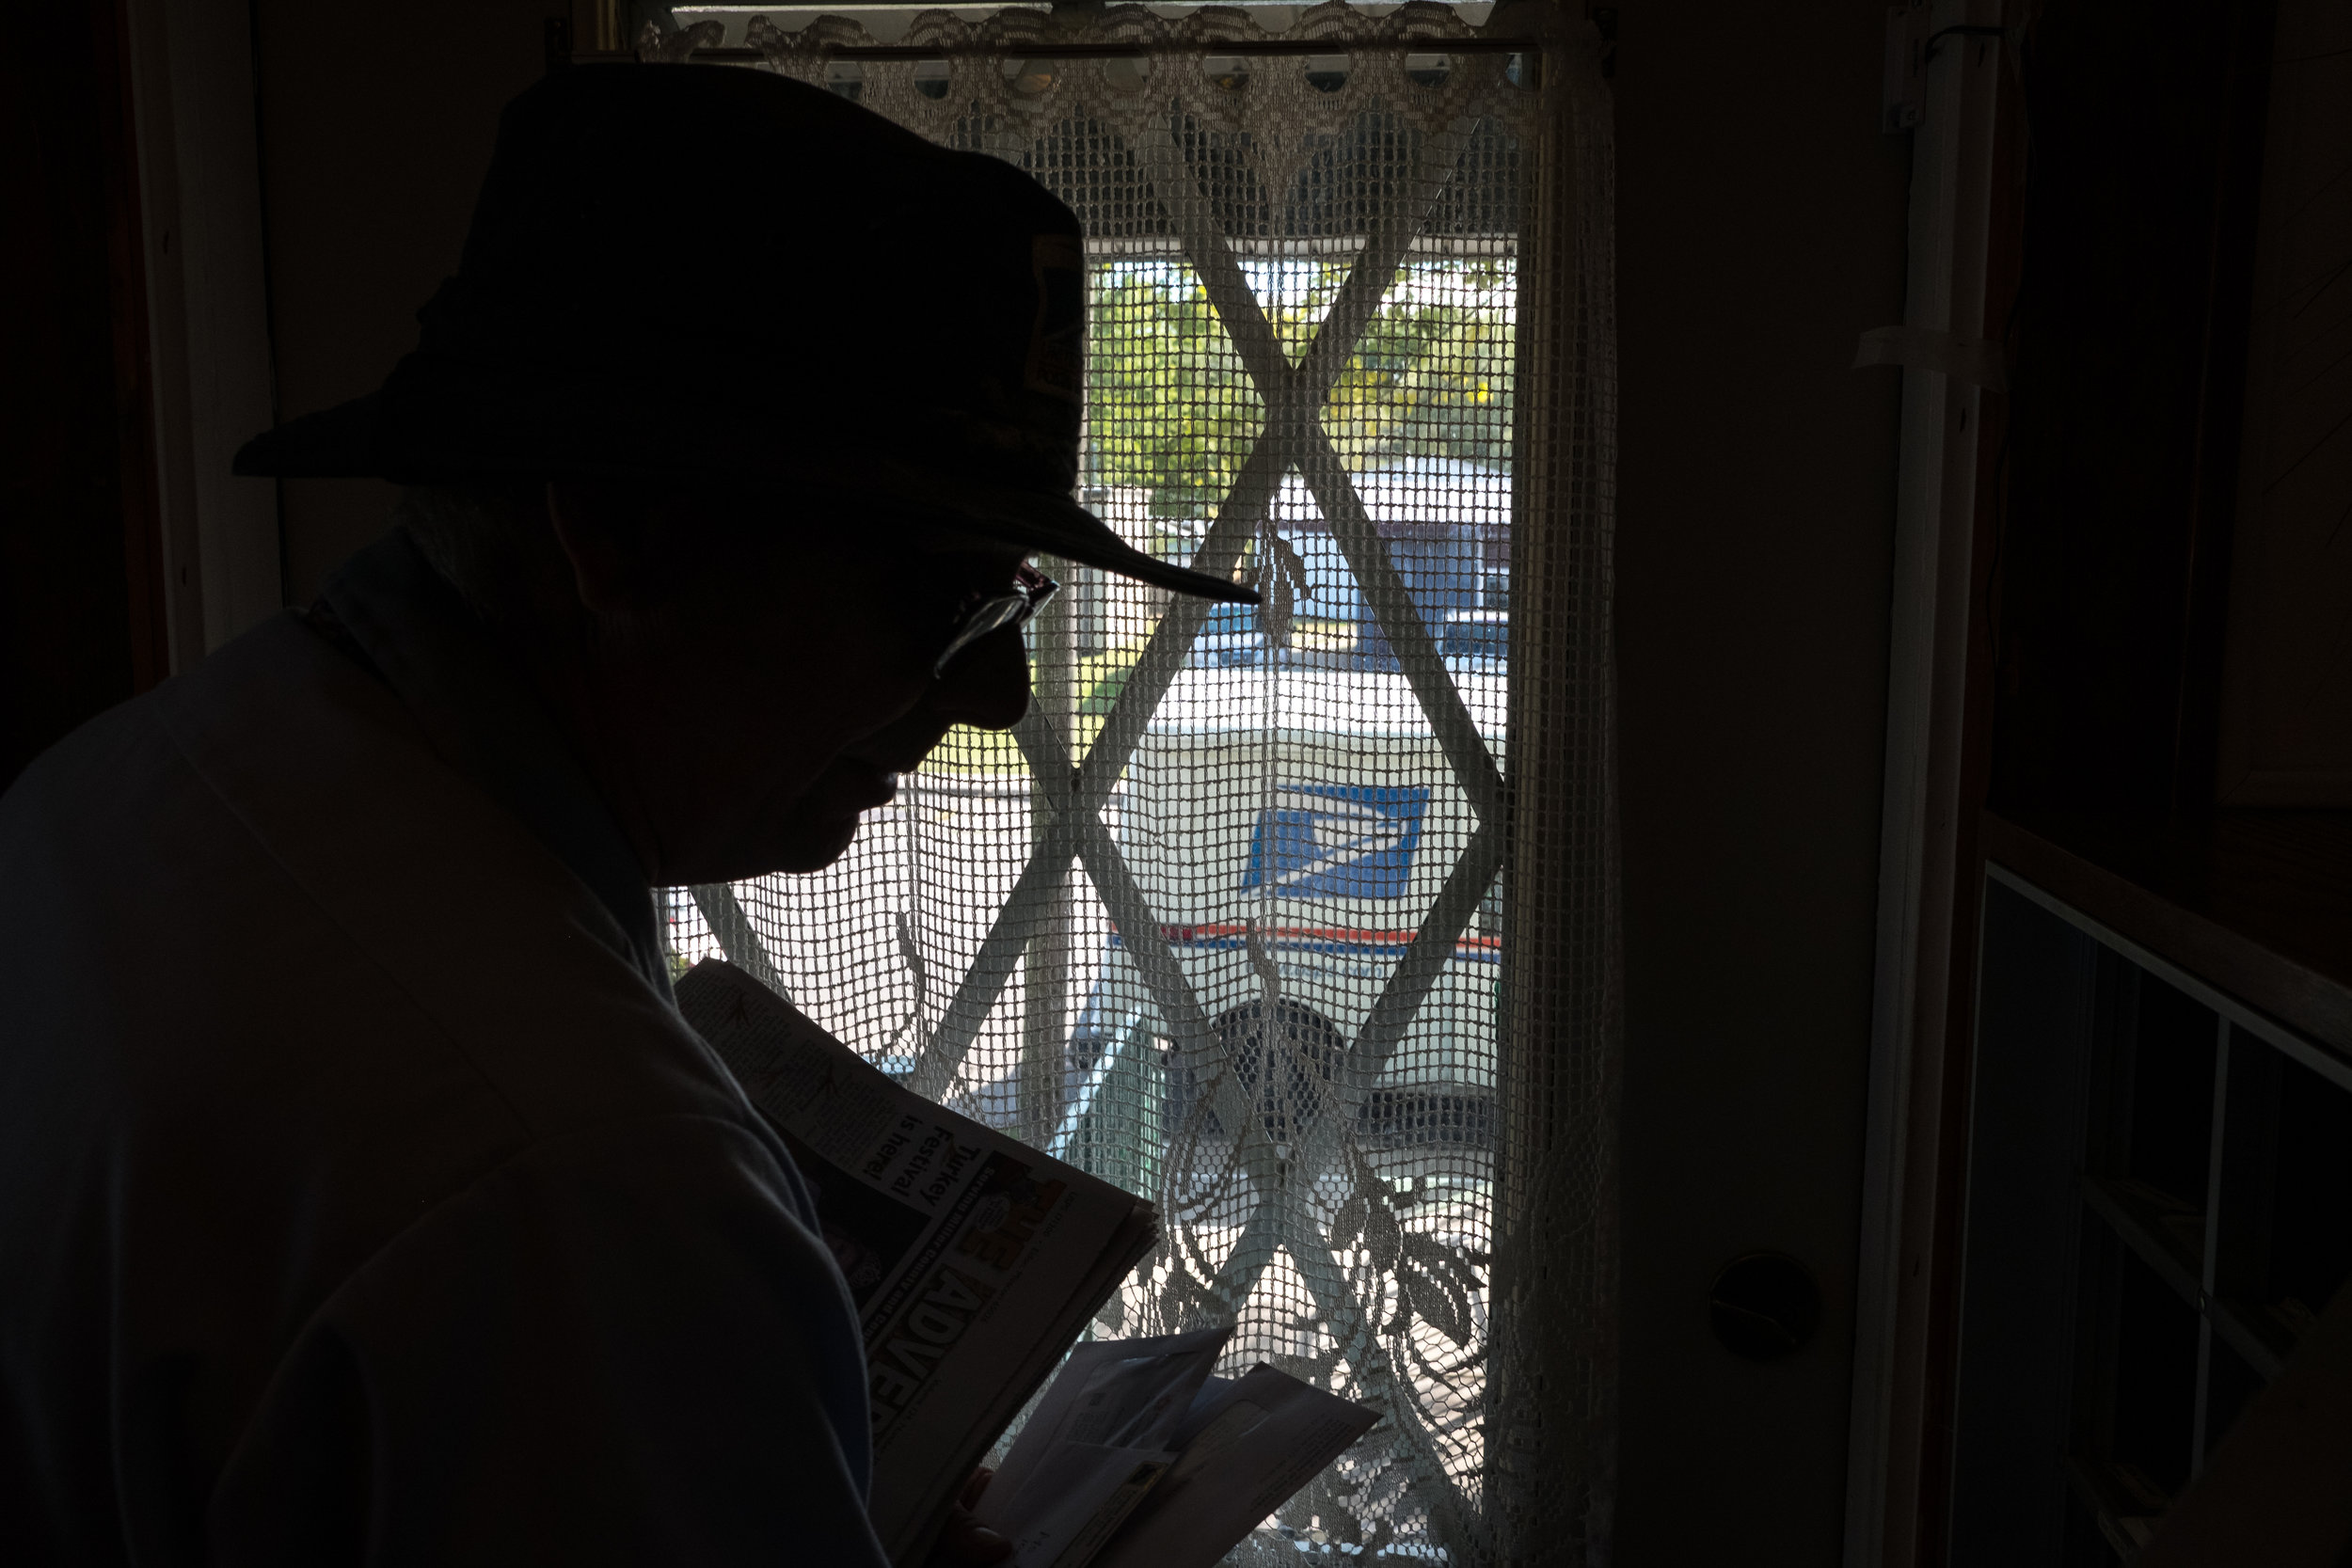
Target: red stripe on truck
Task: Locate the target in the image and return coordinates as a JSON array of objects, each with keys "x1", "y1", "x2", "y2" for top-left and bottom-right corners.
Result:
[{"x1": 1145, "y1": 922, "x2": 1500, "y2": 951}]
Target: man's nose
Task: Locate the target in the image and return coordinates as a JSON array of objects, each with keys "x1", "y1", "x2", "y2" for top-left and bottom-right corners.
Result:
[{"x1": 930, "y1": 629, "x2": 1031, "y2": 731}]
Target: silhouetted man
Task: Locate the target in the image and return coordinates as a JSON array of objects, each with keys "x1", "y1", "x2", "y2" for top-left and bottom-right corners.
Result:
[{"x1": 0, "y1": 64, "x2": 1248, "y2": 1565}]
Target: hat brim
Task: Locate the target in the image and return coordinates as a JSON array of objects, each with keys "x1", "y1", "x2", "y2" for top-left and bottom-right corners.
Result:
[{"x1": 236, "y1": 395, "x2": 1258, "y2": 606}]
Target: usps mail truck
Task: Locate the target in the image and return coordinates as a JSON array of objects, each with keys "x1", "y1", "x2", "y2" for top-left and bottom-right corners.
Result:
[{"x1": 1063, "y1": 657, "x2": 1506, "y2": 1190}]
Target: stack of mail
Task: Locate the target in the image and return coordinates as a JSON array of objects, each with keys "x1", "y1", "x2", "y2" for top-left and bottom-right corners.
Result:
[{"x1": 977, "y1": 1327, "x2": 1380, "y2": 1568}]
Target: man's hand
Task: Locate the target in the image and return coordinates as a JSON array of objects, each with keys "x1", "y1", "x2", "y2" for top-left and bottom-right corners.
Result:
[{"x1": 929, "y1": 1466, "x2": 1012, "y2": 1566}]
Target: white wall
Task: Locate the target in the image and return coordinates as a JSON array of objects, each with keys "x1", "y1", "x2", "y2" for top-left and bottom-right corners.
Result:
[{"x1": 1611, "y1": 2, "x2": 1909, "y2": 1560}]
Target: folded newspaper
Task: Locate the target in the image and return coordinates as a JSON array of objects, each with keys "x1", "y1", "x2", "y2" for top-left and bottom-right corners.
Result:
[{"x1": 675, "y1": 958, "x2": 1375, "y2": 1568}]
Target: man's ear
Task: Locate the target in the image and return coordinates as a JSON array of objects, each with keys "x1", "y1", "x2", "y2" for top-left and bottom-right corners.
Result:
[{"x1": 544, "y1": 480, "x2": 651, "y2": 613}]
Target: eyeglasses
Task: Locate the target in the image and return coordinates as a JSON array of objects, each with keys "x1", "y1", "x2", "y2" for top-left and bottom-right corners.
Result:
[{"x1": 934, "y1": 563, "x2": 1059, "y2": 678}]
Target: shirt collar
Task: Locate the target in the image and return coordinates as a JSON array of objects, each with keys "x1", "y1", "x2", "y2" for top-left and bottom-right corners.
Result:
[{"x1": 319, "y1": 527, "x2": 675, "y2": 1003}]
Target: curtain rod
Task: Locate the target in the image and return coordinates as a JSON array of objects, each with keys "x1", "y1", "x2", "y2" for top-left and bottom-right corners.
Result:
[{"x1": 574, "y1": 37, "x2": 1539, "y2": 62}]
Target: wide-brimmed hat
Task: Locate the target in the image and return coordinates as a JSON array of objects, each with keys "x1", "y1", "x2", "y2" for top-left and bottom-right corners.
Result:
[{"x1": 233, "y1": 62, "x2": 1255, "y2": 606}]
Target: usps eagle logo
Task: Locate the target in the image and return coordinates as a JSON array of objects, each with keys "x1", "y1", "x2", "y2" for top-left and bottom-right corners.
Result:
[{"x1": 1240, "y1": 784, "x2": 1430, "y2": 900}]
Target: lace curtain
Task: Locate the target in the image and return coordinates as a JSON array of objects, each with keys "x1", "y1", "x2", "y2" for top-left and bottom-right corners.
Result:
[{"x1": 655, "y1": 6, "x2": 1619, "y2": 1560}]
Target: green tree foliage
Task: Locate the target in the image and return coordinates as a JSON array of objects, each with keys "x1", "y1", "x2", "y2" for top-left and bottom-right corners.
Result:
[
  {"x1": 1085, "y1": 262, "x2": 1265, "y2": 516},
  {"x1": 1322, "y1": 256, "x2": 1516, "y2": 469},
  {"x1": 1084, "y1": 255, "x2": 1517, "y2": 512}
]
